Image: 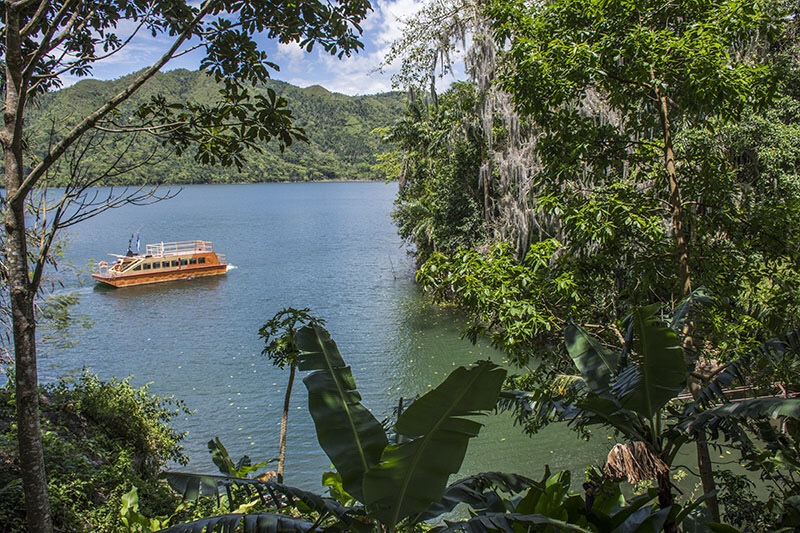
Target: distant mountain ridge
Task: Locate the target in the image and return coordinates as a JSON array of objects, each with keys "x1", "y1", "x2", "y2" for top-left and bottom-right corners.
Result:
[{"x1": 27, "y1": 69, "x2": 405, "y2": 185}]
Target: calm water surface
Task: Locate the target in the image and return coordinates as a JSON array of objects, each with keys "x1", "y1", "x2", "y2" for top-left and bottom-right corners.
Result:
[{"x1": 36, "y1": 182, "x2": 607, "y2": 490}]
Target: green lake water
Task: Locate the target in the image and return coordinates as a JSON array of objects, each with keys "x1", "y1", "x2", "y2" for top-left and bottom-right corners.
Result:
[{"x1": 35, "y1": 181, "x2": 610, "y2": 491}]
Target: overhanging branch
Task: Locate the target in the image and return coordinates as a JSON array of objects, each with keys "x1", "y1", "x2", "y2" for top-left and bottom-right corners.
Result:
[{"x1": 12, "y1": 0, "x2": 214, "y2": 204}]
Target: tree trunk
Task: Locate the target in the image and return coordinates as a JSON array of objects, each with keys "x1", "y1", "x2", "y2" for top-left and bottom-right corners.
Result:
[
  {"x1": 656, "y1": 89, "x2": 720, "y2": 522},
  {"x1": 3, "y1": 6, "x2": 53, "y2": 531},
  {"x1": 656, "y1": 93, "x2": 691, "y2": 297},
  {"x1": 277, "y1": 365, "x2": 296, "y2": 483},
  {"x1": 657, "y1": 470, "x2": 678, "y2": 533},
  {"x1": 9, "y1": 215, "x2": 52, "y2": 533}
]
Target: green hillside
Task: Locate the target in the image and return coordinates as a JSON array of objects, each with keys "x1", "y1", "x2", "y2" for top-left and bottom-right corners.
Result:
[{"x1": 27, "y1": 70, "x2": 405, "y2": 185}]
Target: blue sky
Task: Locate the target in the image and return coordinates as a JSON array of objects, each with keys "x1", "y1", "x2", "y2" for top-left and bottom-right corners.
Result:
[{"x1": 66, "y1": 0, "x2": 429, "y2": 96}]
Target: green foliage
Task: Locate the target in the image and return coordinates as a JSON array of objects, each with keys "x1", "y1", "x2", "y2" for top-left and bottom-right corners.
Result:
[
  {"x1": 162, "y1": 321, "x2": 723, "y2": 532},
  {"x1": 490, "y1": 0, "x2": 784, "y2": 120},
  {"x1": 207, "y1": 437, "x2": 274, "y2": 479},
  {"x1": 27, "y1": 72, "x2": 405, "y2": 185},
  {"x1": 615, "y1": 308, "x2": 687, "y2": 420},
  {"x1": 120, "y1": 486, "x2": 176, "y2": 533},
  {"x1": 501, "y1": 304, "x2": 800, "y2": 530},
  {"x1": 0, "y1": 372, "x2": 188, "y2": 532},
  {"x1": 295, "y1": 324, "x2": 390, "y2": 504},
  {"x1": 389, "y1": 85, "x2": 487, "y2": 261},
  {"x1": 417, "y1": 241, "x2": 579, "y2": 366},
  {"x1": 361, "y1": 360, "x2": 506, "y2": 525},
  {"x1": 258, "y1": 307, "x2": 325, "y2": 368}
]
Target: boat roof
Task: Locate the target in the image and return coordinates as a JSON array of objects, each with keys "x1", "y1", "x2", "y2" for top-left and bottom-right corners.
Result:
[{"x1": 108, "y1": 240, "x2": 216, "y2": 259}]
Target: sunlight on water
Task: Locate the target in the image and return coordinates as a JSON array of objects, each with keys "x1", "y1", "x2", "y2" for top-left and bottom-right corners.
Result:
[{"x1": 24, "y1": 182, "x2": 609, "y2": 491}]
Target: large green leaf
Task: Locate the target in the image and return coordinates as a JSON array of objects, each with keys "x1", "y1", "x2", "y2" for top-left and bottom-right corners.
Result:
[
  {"x1": 362, "y1": 360, "x2": 507, "y2": 527},
  {"x1": 613, "y1": 307, "x2": 687, "y2": 419},
  {"x1": 422, "y1": 471, "x2": 539, "y2": 520},
  {"x1": 162, "y1": 472, "x2": 357, "y2": 523},
  {"x1": 430, "y1": 512, "x2": 592, "y2": 532},
  {"x1": 157, "y1": 513, "x2": 317, "y2": 533},
  {"x1": 669, "y1": 288, "x2": 712, "y2": 333},
  {"x1": 573, "y1": 394, "x2": 647, "y2": 441},
  {"x1": 295, "y1": 324, "x2": 388, "y2": 503},
  {"x1": 565, "y1": 322, "x2": 620, "y2": 397}
]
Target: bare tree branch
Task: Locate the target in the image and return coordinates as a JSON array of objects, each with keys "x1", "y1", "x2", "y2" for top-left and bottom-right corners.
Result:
[{"x1": 11, "y1": 0, "x2": 213, "y2": 204}]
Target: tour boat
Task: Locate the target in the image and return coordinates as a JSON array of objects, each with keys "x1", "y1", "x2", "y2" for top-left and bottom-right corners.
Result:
[{"x1": 92, "y1": 240, "x2": 228, "y2": 288}]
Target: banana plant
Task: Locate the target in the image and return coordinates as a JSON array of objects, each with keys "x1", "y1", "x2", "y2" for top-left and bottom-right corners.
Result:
[
  {"x1": 294, "y1": 323, "x2": 508, "y2": 530},
  {"x1": 561, "y1": 306, "x2": 690, "y2": 533},
  {"x1": 509, "y1": 301, "x2": 800, "y2": 532},
  {"x1": 159, "y1": 323, "x2": 589, "y2": 532},
  {"x1": 294, "y1": 324, "x2": 676, "y2": 532}
]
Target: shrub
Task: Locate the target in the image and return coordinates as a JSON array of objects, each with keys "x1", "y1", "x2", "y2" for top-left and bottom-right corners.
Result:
[{"x1": 0, "y1": 371, "x2": 190, "y2": 532}]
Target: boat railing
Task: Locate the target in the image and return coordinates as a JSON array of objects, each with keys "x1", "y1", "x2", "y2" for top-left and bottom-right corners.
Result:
[{"x1": 145, "y1": 240, "x2": 214, "y2": 257}]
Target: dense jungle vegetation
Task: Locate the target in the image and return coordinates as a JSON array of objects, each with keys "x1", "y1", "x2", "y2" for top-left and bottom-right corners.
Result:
[
  {"x1": 26, "y1": 70, "x2": 405, "y2": 184},
  {"x1": 4, "y1": 0, "x2": 800, "y2": 530},
  {"x1": 386, "y1": 0, "x2": 800, "y2": 530}
]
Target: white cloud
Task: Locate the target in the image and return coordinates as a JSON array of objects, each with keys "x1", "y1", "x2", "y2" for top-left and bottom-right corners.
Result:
[
  {"x1": 373, "y1": 0, "x2": 423, "y2": 46},
  {"x1": 70, "y1": 0, "x2": 428, "y2": 95},
  {"x1": 274, "y1": 41, "x2": 307, "y2": 64}
]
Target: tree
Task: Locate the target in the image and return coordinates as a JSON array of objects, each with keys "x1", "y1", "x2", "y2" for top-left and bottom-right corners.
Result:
[
  {"x1": 1, "y1": 1, "x2": 370, "y2": 530},
  {"x1": 258, "y1": 307, "x2": 324, "y2": 483},
  {"x1": 388, "y1": 85, "x2": 486, "y2": 262},
  {"x1": 484, "y1": 0, "x2": 792, "y2": 519}
]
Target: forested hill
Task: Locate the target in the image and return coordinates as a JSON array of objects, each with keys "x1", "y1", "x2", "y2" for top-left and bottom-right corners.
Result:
[{"x1": 27, "y1": 69, "x2": 405, "y2": 184}]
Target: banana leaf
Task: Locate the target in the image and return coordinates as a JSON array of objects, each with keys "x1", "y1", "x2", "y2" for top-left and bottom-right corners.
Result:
[
  {"x1": 572, "y1": 395, "x2": 647, "y2": 441},
  {"x1": 208, "y1": 437, "x2": 274, "y2": 478},
  {"x1": 362, "y1": 360, "x2": 506, "y2": 527},
  {"x1": 157, "y1": 513, "x2": 318, "y2": 533},
  {"x1": 162, "y1": 473, "x2": 357, "y2": 524},
  {"x1": 613, "y1": 307, "x2": 687, "y2": 419},
  {"x1": 565, "y1": 322, "x2": 619, "y2": 397},
  {"x1": 430, "y1": 512, "x2": 592, "y2": 532},
  {"x1": 421, "y1": 471, "x2": 539, "y2": 520},
  {"x1": 295, "y1": 324, "x2": 388, "y2": 503},
  {"x1": 669, "y1": 288, "x2": 712, "y2": 333}
]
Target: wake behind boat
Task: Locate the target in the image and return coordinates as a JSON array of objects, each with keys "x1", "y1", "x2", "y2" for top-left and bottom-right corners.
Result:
[{"x1": 92, "y1": 240, "x2": 227, "y2": 288}]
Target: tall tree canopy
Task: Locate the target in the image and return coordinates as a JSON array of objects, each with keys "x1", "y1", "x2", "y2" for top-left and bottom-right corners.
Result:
[
  {"x1": 388, "y1": 0, "x2": 800, "y2": 524},
  {"x1": 1, "y1": 0, "x2": 369, "y2": 530}
]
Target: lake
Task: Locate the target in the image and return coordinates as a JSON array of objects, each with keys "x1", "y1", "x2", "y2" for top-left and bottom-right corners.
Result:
[{"x1": 33, "y1": 182, "x2": 607, "y2": 491}]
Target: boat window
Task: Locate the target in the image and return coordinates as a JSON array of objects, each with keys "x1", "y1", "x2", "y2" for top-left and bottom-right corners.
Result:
[
  {"x1": 189, "y1": 258, "x2": 197, "y2": 265},
  {"x1": 171, "y1": 260, "x2": 180, "y2": 267},
  {"x1": 162, "y1": 261, "x2": 170, "y2": 268},
  {"x1": 133, "y1": 265, "x2": 141, "y2": 271},
  {"x1": 198, "y1": 257, "x2": 206, "y2": 264},
  {"x1": 180, "y1": 259, "x2": 188, "y2": 266},
  {"x1": 143, "y1": 263, "x2": 151, "y2": 270}
]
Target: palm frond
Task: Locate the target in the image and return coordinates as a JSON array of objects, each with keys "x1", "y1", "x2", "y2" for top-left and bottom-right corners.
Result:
[
  {"x1": 162, "y1": 473, "x2": 358, "y2": 524},
  {"x1": 681, "y1": 398, "x2": 800, "y2": 435},
  {"x1": 497, "y1": 374, "x2": 583, "y2": 434},
  {"x1": 421, "y1": 471, "x2": 539, "y2": 520},
  {"x1": 157, "y1": 512, "x2": 318, "y2": 533},
  {"x1": 690, "y1": 329, "x2": 800, "y2": 413},
  {"x1": 430, "y1": 512, "x2": 593, "y2": 532}
]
